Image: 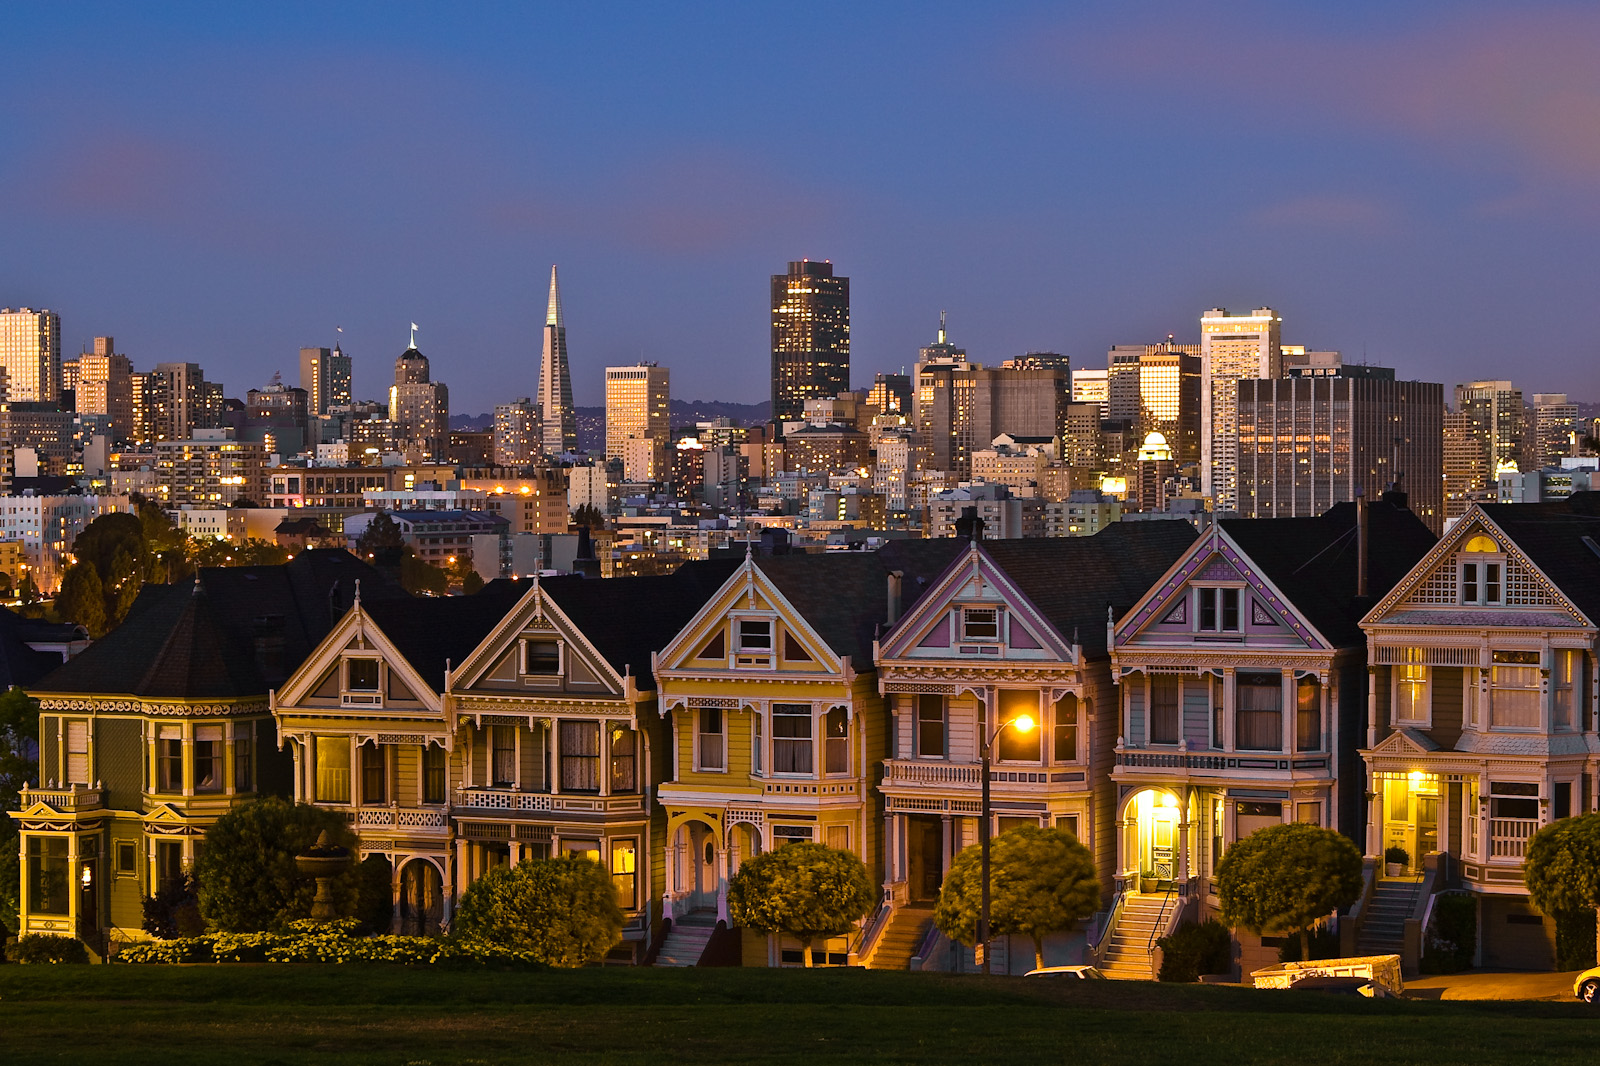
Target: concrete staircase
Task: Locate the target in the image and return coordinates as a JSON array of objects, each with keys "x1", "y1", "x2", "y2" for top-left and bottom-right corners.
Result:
[
  {"x1": 864, "y1": 903, "x2": 936, "y2": 971},
  {"x1": 654, "y1": 911, "x2": 716, "y2": 967},
  {"x1": 1355, "y1": 877, "x2": 1422, "y2": 957},
  {"x1": 1099, "y1": 893, "x2": 1176, "y2": 980}
]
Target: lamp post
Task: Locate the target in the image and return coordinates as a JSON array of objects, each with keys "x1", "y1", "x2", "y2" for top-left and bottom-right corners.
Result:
[{"x1": 979, "y1": 708, "x2": 1036, "y2": 975}]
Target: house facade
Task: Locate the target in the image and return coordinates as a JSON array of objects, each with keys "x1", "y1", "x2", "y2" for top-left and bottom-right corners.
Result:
[{"x1": 1360, "y1": 498, "x2": 1600, "y2": 969}]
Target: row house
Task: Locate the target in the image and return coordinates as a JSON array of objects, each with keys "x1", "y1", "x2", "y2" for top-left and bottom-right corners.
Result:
[
  {"x1": 1361, "y1": 497, "x2": 1600, "y2": 969},
  {"x1": 9, "y1": 551, "x2": 392, "y2": 950},
  {"x1": 868, "y1": 523, "x2": 1198, "y2": 970},
  {"x1": 1110, "y1": 499, "x2": 1434, "y2": 973}
]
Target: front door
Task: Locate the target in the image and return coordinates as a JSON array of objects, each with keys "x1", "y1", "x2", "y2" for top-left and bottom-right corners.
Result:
[
  {"x1": 399, "y1": 860, "x2": 442, "y2": 936},
  {"x1": 688, "y1": 823, "x2": 717, "y2": 912},
  {"x1": 906, "y1": 815, "x2": 944, "y2": 901}
]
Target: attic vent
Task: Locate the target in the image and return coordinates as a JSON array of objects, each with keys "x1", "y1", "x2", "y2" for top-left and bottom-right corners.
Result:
[{"x1": 1584, "y1": 536, "x2": 1600, "y2": 562}]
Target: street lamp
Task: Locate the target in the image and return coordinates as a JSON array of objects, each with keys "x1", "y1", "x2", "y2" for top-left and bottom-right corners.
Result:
[{"x1": 979, "y1": 709, "x2": 1036, "y2": 975}]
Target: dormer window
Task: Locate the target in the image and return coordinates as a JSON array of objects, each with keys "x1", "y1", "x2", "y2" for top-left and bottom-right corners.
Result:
[
  {"x1": 521, "y1": 639, "x2": 561, "y2": 677},
  {"x1": 1197, "y1": 588, "x2": 1240, "y2": 633},
  {"x1": 1461, "y1": 535, "x2": 1503, "y2": 605},
  {"x1": 734, "y1": 618, "x2": 773, "y2": 667},
  {"x1": 343, "y1": 658, "x2": 381, "y2": 706},
  {"x1": 961, "y1": 608, "x2": 999, "y2": 643}
]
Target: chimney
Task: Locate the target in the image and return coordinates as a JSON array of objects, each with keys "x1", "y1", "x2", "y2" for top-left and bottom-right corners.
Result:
[
  {"x1": 575, "y1": 524, "x2": 600, "y2": 579},
  {"x1": 886, "y1": 571, "x2": 903, "y2": 626},
  {"x1": 1356, "y1": 492, "x2": 1369, "y2": 600}
]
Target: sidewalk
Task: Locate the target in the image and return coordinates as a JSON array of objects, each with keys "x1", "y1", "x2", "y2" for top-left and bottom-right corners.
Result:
[{"x1": 1405, "y1": 970, "x2": 1582, "y2": 1001}]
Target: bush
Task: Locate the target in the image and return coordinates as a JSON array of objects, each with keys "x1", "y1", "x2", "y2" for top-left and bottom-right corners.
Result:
[
  {"x1": 1156, "y1": 919, "x2": 1232, "y2": 982},
  {"x1": 1384, "y1": 846, "x2": 1409, "y2": 867},
  {"x1": 729, "y1": 843, "x2": 876, "y2": 968},
  {"x1": 453, "y1": 856, "x2": 624, "y2": 968},
  {"x1": 142, "y1": 875, "x2": 204, "y2": 940},
  {"x1": 195, "y1": 797, "x2": 360, "y2": 932},
  {"x1": 1556, "y1": 909, "x2": 1597, "y2": 972},
  {"x1": 1421, "y1": 892, "x2": 1477, "y2": 974},
  {"x1": 114, "y1": 921, "x2": 548, "y2": 967},
  {"x1": 6, "y1": 933, "x2": 89, "y2": 964},
  {"x1": 1277, "y1": 926, "x2": 1340, "y2": 963}
]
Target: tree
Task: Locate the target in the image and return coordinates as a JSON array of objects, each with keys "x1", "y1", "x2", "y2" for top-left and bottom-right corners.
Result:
[
  {"x1": 57, "y1": 511, "x2": 149, "y2": 631},
  {"x1": 1216, "y1": 823, "x2": 1363, "y2": 961},
  {"x1": 356, "y1": 512, "x2": 404, "y2": 557},
  {"x1": 571, "y1": 503, "x2": 604, "y2": 530},
  {"x1": 0, "y1": 687, "x2": 39, "y2": 940},
  {"x1": 401, "y1": 551, "x2": 448, "y2": 596},
  {"x1": 1525, "y1": 813, "x2": 1600, "y2": 970},
  {"x1": 727, "y1": 842, "x2": 875, "y2": 967},
  {"x1": 194, "y1": 797, "x2": 362, "y2": 932},
  {"x1": 452, "y1": 855, "x2": 624, "y2": 967},
  {"x1": 54, "y1": 561, "x2": 108, "y2": 638},
  {"x1": 933, "y1": 825, "x2": 1101, "y2": 970}
]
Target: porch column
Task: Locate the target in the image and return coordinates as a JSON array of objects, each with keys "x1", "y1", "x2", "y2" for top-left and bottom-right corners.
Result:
[
  {"x1": 1542, "y1": 647, "x2": 1555, "y2": 735},
  {"x1": 1367, "y1": 666, "x2": 1379, "y2": 748},
  {"x1": 1222, "y1": 668, "x2": 1236, "y2": 753},
  {"x1": 549, "y1": 722, "x2": 561, "y2": 795},
  {"x1": 940, "y1": 814, "x2": 953, "y2": 876},
  {"x1": 66, "y1": 833, "x2": 80, "y2": 933},
  {"x1": 512, "y1": 727, "x2": 522, "y2": 791},
  {"x1": 1280, "y1": 669, "x2": 1294, "y2": 755},
  {"x1": 454, "y1": 838, "x2": 470, "y2": 899},
  {"x1": 1320, "y1": 674, "x2": 1331, "y2": 754},
  {"x1": 1365, "y1": 765, "x2": 1380, "y2": 856},
  {"x1": 598, "y1": 723, "x2": 612, "y2": 798},
  {"x1": 1176, "y1": 786, "x2": 1192, "y2": 887},
  {"x1": 16, "y1": 833, "x2": 28, "y2": 928}
]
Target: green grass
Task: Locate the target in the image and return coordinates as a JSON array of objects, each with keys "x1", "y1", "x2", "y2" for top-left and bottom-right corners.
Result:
[{"x1": 0, "y1": 965, "x2": 1593, "y2": 1065}]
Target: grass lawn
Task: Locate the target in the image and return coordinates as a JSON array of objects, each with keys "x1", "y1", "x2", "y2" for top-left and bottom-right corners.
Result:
[{"x1": 0, "y1": 964, "x2": 1594, "y2": 1066}]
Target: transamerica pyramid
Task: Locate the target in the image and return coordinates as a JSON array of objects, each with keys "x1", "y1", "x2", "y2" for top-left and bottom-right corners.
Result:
[{"x1": 538, "y1": 265, "x2": 578, "y2": 454}]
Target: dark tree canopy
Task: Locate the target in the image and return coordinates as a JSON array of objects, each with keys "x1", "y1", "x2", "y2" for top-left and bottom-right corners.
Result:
[
  {"x1": 1525, "y1": 814, "x2": 1600, "y2": 967},
  {"x1": 1216, "y1": 823, "x2": 1363, "y2": 960},
  {"x1": 356, "y1": 512, "x2": 404, "y2": 556},
  {"x1": 934, "y1": 825, "x2": 1101, "y2": 970},
  {"x1": 194, "y1": 797, "x2": 362, "y2": 932},
  {"x1": 727, "y1": 842, "x2": 875, "y2": 966},
  {"x1": 452, "y1": 855, "x2": 624, "y2": 967}
]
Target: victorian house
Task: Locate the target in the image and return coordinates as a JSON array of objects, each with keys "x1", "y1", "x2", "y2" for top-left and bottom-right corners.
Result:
[
  {"x1": 869, "y1": 523, "x2": 1197, "y2": 972},
  {"x1": 651, "y1": 545, "x2": 958, "y2": 966},
  {"x1": 1109, "y1": 499, "x2": 1433, "y2": 975},
  {"x1": 10, "y1": 551, "x2": 393, "y2": 952},
  {"x1": 1360, "y1": 496, "x2": 1600, "y2": 969}
]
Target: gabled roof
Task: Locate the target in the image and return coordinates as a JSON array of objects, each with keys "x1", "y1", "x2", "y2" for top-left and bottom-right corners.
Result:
[
  {"x1": 360, "y1": 583, "x2": 525, "y2": 692},
  {"x1": 32, "y1": 550, "x2": 407, "y2": 700},
  {"x1": 1473, "y1": 496, "x2": 1600, "y2": 625},
  {"x1": 1219, "y1": 501, "x2": 1435, "y2": 647}
]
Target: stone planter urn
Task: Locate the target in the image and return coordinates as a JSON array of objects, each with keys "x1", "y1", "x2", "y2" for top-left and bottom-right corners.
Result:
[{"x1": 295, "y1": 830, "x2": 352, "y2": 922}]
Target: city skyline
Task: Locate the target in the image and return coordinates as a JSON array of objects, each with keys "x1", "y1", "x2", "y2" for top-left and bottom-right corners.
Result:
[{"x1": 5, "y1": 4, "x2": 1600, "y2": 412}]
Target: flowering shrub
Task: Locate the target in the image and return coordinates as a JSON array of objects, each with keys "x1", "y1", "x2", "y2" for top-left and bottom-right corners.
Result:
[{"x1": 115, "y1": 921, "x2": 546, "y2": 967}]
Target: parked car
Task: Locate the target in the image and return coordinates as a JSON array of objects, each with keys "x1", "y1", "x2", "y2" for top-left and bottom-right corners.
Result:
[
  {"x1": 1572, "y1": 966, "x2": 1600, "y2": 1004},
  {"x1": 1024, "y1": 965, "x2": 1108, "y2": 979}
]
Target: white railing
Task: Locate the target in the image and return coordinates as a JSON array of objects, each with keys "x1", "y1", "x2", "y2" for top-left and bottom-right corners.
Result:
[
  {"x1": 19, "y1": 785, "x2": 104, "y2": 811},
  {"x1": 883, "y1": 760, "x2": 981, "y2": 787},
  {"x1": 355, "y1": 806, "x2": 448, "y2": 830},
  {"x1": 1489, "y1": 818, "x2": 1539, "y2": 859},
  {"x1": 452, "y1": 789, "x2": 645, "y2": 814}
]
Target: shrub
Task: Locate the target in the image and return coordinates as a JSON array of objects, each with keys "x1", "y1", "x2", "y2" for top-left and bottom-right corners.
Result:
[
  {"x1": 1156, "y1": 919, "x2": 1232, "y2": 982},
  {"x1": 728, "y1": 843, "x2": 876, "y2": 968},
  {"x1": 452, "y1": 856, "x2": 624, "y2": 968},
  {"x1": 114, "y1": 922, "x2": 548, "y2": 967},
  {"x1": 142, "y1": 875, "x2": 203, "y2": 940},
  {"x1": 1420, "y1": 892, "x2": 1477, "y2": 974},
  {"x1": 1384, "y1": 846, "x2": 1409, "y2": 867},
  {"x1": 1277, "y1": 926, "x2": 1340, "y2": 963},
  {"x1": 1216, "y1": 823, "x2": 1363, "y2": 962},
  {"x1": 1556, "y1": 910, "x2": 1596, "y2": 972},
  {"x1": 195, "y1": 797, "x2": 360, "y2": 932},
  {"x1": 6, "y1": 933, "x2": 89, "y2": 964}
]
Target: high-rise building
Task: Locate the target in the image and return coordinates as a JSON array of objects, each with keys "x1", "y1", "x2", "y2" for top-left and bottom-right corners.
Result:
[
  {"x1": 300, "y1": 345, "x2": 353, "y2": 417},
  {"x1": 1106, "y1": 342, "x2": 1201, "y2": 463},
  {"x1": 245, "y1": 379, "x2": 310, "y2": 458},
  {"x1": 0, "y1": 307, "x2": 60, "y2": 403},
  {"x1": 388, "y1": 326, "x2": 449, "y2": 460},
  {"x1": 493, "y1": 398, "x2": 540, "y2": 467},
  {"x1": 1444, "y1": 380, "x2": 1526, "y2": 519},
  {"x1": 604, "y1": 363, "x2": 669, "y2": 483},
  {"x1": 539, "y1": 266, "x2": 577, "y2": 454},
  {"x1": 1530, "y1": 392, "x2": 1580, "y2": 468},
  {"x1": 1071, "y1": 368, "x2": 1109, "y2": 414},
  {"x1": 1200, "y1": 307, "x2": 1282, "y2": 512},
  {"x1": 1236, "y1": 371, "x2": 1444, "y2": 533},
  {"x1": 76, "y1": 337, "x2": 134, "y2": 443},
  {"x1": 153, "y1": 362, "x2": 225, "y2": 439},
  {"x1": 865, "y1": 373, "x2": 911, "y2": 417},
  {"x1": 771, "y1": 259, "x2": 850, "y2": 424}
]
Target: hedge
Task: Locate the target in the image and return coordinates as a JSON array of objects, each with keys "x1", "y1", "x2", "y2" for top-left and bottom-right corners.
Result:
[
  {"x1": 6, "y1": 933, "x2": 90, "y2": 964},
  {"x1": 116, "y1": 919, "x2": 546, "y2": 967}
]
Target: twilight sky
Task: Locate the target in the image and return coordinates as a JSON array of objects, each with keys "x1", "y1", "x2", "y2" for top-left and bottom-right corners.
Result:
[{"x1": 4, "y1": 2, "x2": 1600, "y2": 411}]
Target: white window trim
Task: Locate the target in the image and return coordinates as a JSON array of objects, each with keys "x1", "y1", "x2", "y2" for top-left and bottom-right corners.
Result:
[
  {"x1": 341, "y1": 655, "x2": 383, "y2": 706},
  {"x1": 1392, "y1": 661, "x2": 1432, "y2": 727},
  {"x1": 731, "y1": 614, "x2": 776, "y2": 668},
  {"x1": 1193, "y1": 584, "x2": 1245, "y2": 635},
  {"x1": 770, "y1": 702, "x2": 816, "y2": 777},
  {"x1": 520, "y1": 637, "x2": 564, "y2": 683},
  {"x1": 1459, "y1": 556, "x2": 1506, "y2": 606},
  {"x1": 694, "y1": 706, "x2": 727, "y2": 774},
  {"x1": 960, "y1": 605, "x2": 1002, "y2": 644}
]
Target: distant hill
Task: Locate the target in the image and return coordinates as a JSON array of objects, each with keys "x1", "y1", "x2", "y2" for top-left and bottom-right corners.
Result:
[{"x1": 451, "y1": 399, "x2": 772, "y2": 453}]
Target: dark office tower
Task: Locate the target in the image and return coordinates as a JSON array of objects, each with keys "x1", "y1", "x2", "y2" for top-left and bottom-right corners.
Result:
[
  {"x1": 300, "y1": 344, "x2": 352, "y2": 417},
  {"x1": 771, "y1": 259, "x2": 850, "y2": 425},
  {"x1": 539, "y1": 265, "x2": 578, "y2": 454}
]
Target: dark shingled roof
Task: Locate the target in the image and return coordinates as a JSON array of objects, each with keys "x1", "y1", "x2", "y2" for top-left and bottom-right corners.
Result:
[
  {"x1": 1478, "y1": 494, "x2": 1600, "y2": 624},
  {"x1": 32, "y1": 549, "x2": 407, "y2": 699},
  {"x1": 360, "y1": 582, "x2": 526, "y2": 691},
  {"x1": 1220, "y1": 500, "x2": 1436, "y2": 647},
  {"x1": 0, "y1": 609, "x2": 83, "y2": 689},
  {"x1": 979, "y1": 522, "x2": 1200, "y2": 656}
]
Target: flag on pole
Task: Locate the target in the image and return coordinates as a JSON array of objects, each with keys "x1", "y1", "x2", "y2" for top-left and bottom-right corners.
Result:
[{"x1": 411, "y1": 323, "x2": 419, "y2": 331}]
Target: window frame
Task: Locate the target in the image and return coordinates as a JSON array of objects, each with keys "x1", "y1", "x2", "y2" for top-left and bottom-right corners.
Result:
[
  {"x1": 914, "y1": 694, "x2": 946, "y2": 760},
  {"x1": 1235, "y1": 672, "x2": 1284, "y2": 752},
  {"x1": 1195, "y1": 586, "x2": 1242, "y2": 635},
  {"x1": 771, "y1": 703, "x2": 814, "y2": 775},
  {"x1": 1392, "y1": 648, "x2": 1431, "y2": 727},
  {"x1": 559, "y1": 720, "x2": 601, "y2": 793},
  {"x1": 194, "y1": 725, "x2": 225, "y2": 794},
  {"x1": 422, "y1": 742, "x2": 448, "y2": 805},
  {"x1": 611, "y1": 838, "x2": 639, "y2": 910},
  {"x1": 733, "y1": 616, "x2": 775, "y2": 667},
  {"x1": 696, "y1": 707, "x2": 726, "y2": 772},
  {"x1": 1488, "y1": 650, "x2": 1541, "y2": 731},
  {"x1": 1460, "y1": 555, "x2": 1505, "y2": 606},
  {"x1": 960, "y1": 606, "x2": 1000, "y2": 643},
  {"x1": 824, "y1": 706, "x2": 850, "y2": 776},
  {"x1": 342, "y1": 656, "x2": 383, "y2": 706},
  {"x1": 1148, "y1": 675, "x2": 1181, "y2": 746},
  {"x1": 233, "y1": 723, "x2": 254, "y2": 793},
  {"x1": 360, "y1": 741, "x2": 387, "y2": 804},
  {"x1": 609, "y1": 726, "x2": 638, "y2": 793},
  {"x1": 520, "y1": 638, "x2": 563, "y2": 680}
]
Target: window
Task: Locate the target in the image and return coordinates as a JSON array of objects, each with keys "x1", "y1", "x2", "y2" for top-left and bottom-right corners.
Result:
[
  {"x1": 316, "y1": 736, "x2": 351, "y2": 803},
  {"x1": 156, "y1": 840, "x2": 184, "y2": 894},
  {"x1": 1556, "y1": 781, "x2": 1573, "y2": 820},
  {"x1": 962, "y1": 608, "x2": 999, "y2": 642},
  {"x1": 1490, "y1": 651, "x2": 1540, "y2": 729},
  {"x1": 1394, "y1": 648, "x2": 1428, "y2": 723},
  {"x1": 1296, "y1": 801, "x2": 1322, "y2": 825},
  {"x1": 115, "y1": 840, "x2": 138, "y2": 876},
  {"x1": 1054, "y1": 695, "x2": 1078, "y2": 762},
  {"x1": 65, "y1": 720, "x2": 89, "y2": 785},
  {"x1": 234, "y1": 724, "x2": 254, "y2": 793},
  {"x1": 346, "y1": 658, "x2": 379, "y2": 690},
  {"x1": 1554, "y1": 649, "x2": 1578, "y2": 731},
  {"x1": 560, "y1": 721, "x2": 600, "y2": 791},
  {"x1": 158, "y1": 726, "x2": 183, "y2": 792},
  {"x1": 915, "y1": 695, "x2": 946, "y2": 758},
  {"x1": 423, "y1": 743, "x2": 447, "y2": 804},
  {"x1": 1211, "y1": 675, "x2": 1223, "y2": 748},
  {"x1": 1236, "y1": 673, "x2": 1283, "y2": 751},
  {"x1": 773, "y1": 704, "x2": 813, "y2": 774},
  {"x1": 996, "y1": 690, "x2": 1040, "y2": 761},
  {"x1": 697, "y1": 708, "x2": 725, "y2": 771},
  {"x1": 824, "y1": 707, "x2": 849, "y2": 774},
  {"x1": 1149, "y1": 676, "x2": 1180, "y2": 745},
  {"x1": 825, "y1": 824, "x2": 849, "y2": 850},
  {"x1": 361, "y1": 743, "x2": 386, "y2": 804},
  {"x1": 1296, "y1": 678, "x2": 1320, "y2": 752},
  {"x1": 1197, "y1": 588, "x2": 1240, "y2": 633},
  {"x1": 1489, "y1": 781, "x2": 1538, "y2": 819},
  {"x1": 611, "y1": 839, "x2": 638, "y2": 909},
  {"x1": 490, "y1": 724, "x2": 517, "y2": 787},
  {"x1": 26, "y1": 837, "x2": 69, "y2": 915},
  {"x1": 772, "y1": 825, "x2": 813, "y2": 846},
  {"x1": 737, "y1": 619, "x2": 772, "y2": 651},
  {"x1": 194, "y1": 725, "x2": 224, "y2": 793},
  {"x1": 610, "y1": 728, "x2": 637, "y2": 793},
  {"x1": 1461, "y1": 546, "x2": 1504, "y2": 606},
  {"x1": 522, "y1": 639, "x2": 560, "y2": 676},
  {"x1": 753, "y1": 711, "x2": 764, "y2": 775},
  {"x1": 1057, "y1": 813, "x2": 1080, "y2": 839}
]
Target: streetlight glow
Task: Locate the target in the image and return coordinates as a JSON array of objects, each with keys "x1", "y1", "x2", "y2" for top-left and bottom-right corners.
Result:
[{"x1": 1012, "y1": 714, "x2": 1036, "y2": 734}]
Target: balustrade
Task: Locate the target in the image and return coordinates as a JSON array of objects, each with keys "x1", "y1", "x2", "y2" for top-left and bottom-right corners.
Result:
[{"x1": 1489, "y1": 818, "x2": 1538, "y2": 860}]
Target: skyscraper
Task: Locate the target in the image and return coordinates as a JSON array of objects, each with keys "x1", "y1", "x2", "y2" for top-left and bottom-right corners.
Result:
[
  {"x1": 1105, "y1": 342, "x2": 1201, "y2": 463},
  {"x1": 151, "y1": 362, "x2": 224, "y2": 439},
  {"x1": 1200, "y1": 307, "x2": 1282, "y2": 512},
  {"x1": 539, "y1": 266, "x2": 577, "y2": 454},
  {"x1": 1445, "y1": 380, "x2": 1526, "y2": 518},
  {"x1": 771, "y1": 259, "x2": 850, "y2": 424},
  {"x1": 605, "y1": 362, "x2": 670, "y2": 482},
  {"x1": 77, "y1": 337, "x2": 134, "y2": 443},
  {"x1": 389, "y1": 326, "x2": 449, "y2": 460},
  {"x1": 0, "y1": 307, "x2": 61, "y2": 403},
  {"x1": 301, "y1": 345, "x2": 353, "y2": 417},
  {"x1": 493, "y1": 398, "x2": 540, "y2": 466}
]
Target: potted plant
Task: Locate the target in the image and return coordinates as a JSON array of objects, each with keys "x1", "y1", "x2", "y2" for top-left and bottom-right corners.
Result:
[{"x1": 1384, "y1": 845, "x2": 1409, "y2": 877}]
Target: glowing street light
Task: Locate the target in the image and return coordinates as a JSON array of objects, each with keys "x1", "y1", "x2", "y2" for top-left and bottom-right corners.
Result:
[{"x1": 979, "y1": 709, "x2": 1036, "y2": 974}]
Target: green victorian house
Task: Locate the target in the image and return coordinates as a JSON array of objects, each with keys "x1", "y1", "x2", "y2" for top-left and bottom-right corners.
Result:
[{"x1": 9, "y1": 551, "x2": 399, "y2": 953}]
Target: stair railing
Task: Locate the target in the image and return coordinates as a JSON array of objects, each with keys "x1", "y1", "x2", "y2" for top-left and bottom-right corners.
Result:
[
  {"x1": 852, "y1": 893, "x2": 894, "y2": 968},
  {"x1": 1088, "y1": 887, "x2": 1126, "y2": 968},
  {"x1": 1144, "y1": 891, "x2": 1177, "y2": 955}
]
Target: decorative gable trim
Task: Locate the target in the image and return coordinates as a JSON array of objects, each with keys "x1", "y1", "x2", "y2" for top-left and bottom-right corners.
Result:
[
  {"x1": 449, "y1": 580, "x2": 626, "y2": 696},
  {"x1": 272, "y1": 604, "x2": 444, "y2": 713},
  {"x1": 1363, "y1": 727, "x2": 1441, "y2": 757}
]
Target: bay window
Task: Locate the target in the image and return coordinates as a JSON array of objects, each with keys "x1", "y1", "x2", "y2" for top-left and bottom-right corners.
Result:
[
  {"x1": 233, "y1": 724, "x2": 254, "y2": 793},
  {"x1": 1296, "y1": 677, "x2": 1320, "y2": 752},
  {"x1": 1149, "y1": 676, "x2": 1180, "y2": 745},
  {"x1": 1053, "y1": 694, "x2": 1078, "y2": 762},
  {"x1": 194, "y1": 725, "x2": 224, "y2": 793},
  {"x1": 824, "y1": 707, "x2": 849, "y2": 774},
  {"x1": 772, "y1": 704, "x2": 813, "y2": 774},
  {"x1": 1394, "y1": 648, "x2": 1428, "y2": 724},
  {"x1": 157, "y1": 726, "x2": 183, "y2": 792},
  {"x1": 611, "y1": 839, "x2": 638, "y2": 910},
  {"x1": 1553, "y1": 649, "x2": 1578, "y2": 731},
  {"x1": 1490, "y1": 651, "x2": 1540, "y2": 729},
  {"x1": 560, "y1": 721, "x2": 600, "y2": 791},
  {"x1": 1236, "y1": 673, "x2": 1283, "y2": 751},
  {"x1": 610, "y1": 727, "x2": 637, "y2": 793}
]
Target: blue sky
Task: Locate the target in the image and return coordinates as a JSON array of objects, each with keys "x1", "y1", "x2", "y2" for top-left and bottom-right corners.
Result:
[{"x1": 3, "y1": 2, "x2": 1600, "y2": 410}]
